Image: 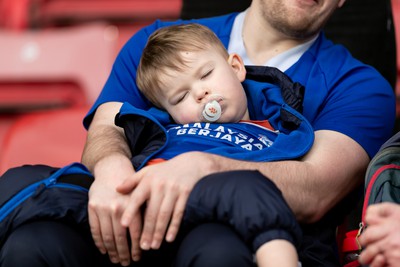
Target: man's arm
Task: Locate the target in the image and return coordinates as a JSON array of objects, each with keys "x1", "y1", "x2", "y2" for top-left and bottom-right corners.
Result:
[
  {"x1": 218, "y1": 129, "x2": 369, "y2": 223},
  {"x1": 118, "y1": 129, "x2": 369, "y2": 250},
  {"x1": 82, "y1": 102, "x2": 142, "y2": 266},
  {"x1": 82, "y1": 102, "x2": 129, "y2": 172}
]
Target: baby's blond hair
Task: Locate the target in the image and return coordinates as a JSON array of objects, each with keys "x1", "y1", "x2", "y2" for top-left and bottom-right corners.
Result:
[{"x1": 136, "y1": 23, "x2": 229, "y2": 107}]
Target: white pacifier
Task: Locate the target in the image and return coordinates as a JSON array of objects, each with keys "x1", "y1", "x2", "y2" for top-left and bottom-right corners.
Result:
[{"x1": 202, "y1": 100, "x2": 222, "y2": 122}]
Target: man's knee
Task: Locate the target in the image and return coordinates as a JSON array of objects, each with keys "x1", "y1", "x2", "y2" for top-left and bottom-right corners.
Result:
[{"x1": 0, "y1": 221, "x2": 98, "y2": 267}]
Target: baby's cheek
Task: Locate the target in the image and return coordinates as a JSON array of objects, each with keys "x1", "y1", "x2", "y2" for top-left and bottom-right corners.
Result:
[{"x1": 176, "y1": 110, "x2": 200, "y2": 124}]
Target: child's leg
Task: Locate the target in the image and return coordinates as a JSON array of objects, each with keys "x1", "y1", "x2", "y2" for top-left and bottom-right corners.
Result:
[
  {"x1": 183, "y1": 170, "x2": 302, "y2": 258},
  {"x1": 256, "y1": 239, "x2": 298, "y2": 267},
  {"x1": 175, "y1": 223, "x2": 256, "y2": 267}
]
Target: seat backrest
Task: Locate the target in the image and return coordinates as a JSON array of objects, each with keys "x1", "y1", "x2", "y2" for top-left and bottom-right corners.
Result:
[
  {"x1": 30, "y1": 0, "x2": 182, "y2": 27},
  {"x1": 0, "y1": 107, "x2": 89, "y2": 175},
  {"x1": 0, "y1": 23, "x2": 118, "y2": 112},
  {"x1": 0, "y1": 0, "x2": 30, "y2": 30}
]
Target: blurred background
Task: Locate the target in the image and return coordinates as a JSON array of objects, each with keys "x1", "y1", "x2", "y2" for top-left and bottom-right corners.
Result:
[{"x1": 0, "y1": 0, "x2": 399, "y2": 174}]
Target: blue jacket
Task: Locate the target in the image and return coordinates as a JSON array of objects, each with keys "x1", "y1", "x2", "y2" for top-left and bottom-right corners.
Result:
[{"x1": 115, "y1": 66, "x2": 314, "y2": 170}]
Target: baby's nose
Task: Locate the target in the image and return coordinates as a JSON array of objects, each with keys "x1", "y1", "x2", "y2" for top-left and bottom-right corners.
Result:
[{"x1": 195, "y1": 87, "x2": 211, "y2": 102}]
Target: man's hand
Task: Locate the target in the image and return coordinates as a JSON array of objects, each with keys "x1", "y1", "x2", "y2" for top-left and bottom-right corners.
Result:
[
  {"x1": 359, "y1": 202, "x2": 400, "y2": 267},
  {"x1": 88, "y1": 154, "x2": 140, "y2": 266},
  {"x1": 117, "y1": 152, "x2": 214, "y2": 251}
]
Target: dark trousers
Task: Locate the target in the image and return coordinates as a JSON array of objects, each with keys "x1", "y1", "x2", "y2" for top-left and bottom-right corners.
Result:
[
  {"x1": 0, "y1": 170, "x2": 299, "y2": 267},
  {"x1": 183, "y1": 170, "x2": 301, "y2": 252},
  {"x1": 0, "y1": 221, "x2": 256, "y2": 267}
]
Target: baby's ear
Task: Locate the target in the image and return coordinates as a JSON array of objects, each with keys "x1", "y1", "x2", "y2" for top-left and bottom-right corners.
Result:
[{"x1": 228, "y1": 53, "x2": 246, "y2": 82}]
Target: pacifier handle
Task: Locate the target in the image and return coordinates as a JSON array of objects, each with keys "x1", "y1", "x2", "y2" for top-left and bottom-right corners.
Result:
[{"x1": 202, "y1": 100, "x2": 222, "y2": 122}]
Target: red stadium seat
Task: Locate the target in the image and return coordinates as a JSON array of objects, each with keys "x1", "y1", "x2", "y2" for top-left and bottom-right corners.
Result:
[
  {"x1": 0, "y1": 22, "x2": 117, "y2": 165},
  {"x1": 0, "y1": 0, "x2": 30, "y2": 30},
  {"x1": 32, "y1": 0, "x2": 182, "y2": 27},
  {"x1": 0, "y1": 107, "x2": 89, "y2": 175},
  {"x1": 0, "y1": 22, "x2": 117, "y2": 112},
  {"x1": 28, "y1": 0, "x2": 182, "y2": 51}
]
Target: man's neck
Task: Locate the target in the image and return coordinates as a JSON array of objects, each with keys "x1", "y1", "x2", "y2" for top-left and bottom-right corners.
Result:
[{"x1": 242, "y1": 7, "x2": 315, "y2": 65}]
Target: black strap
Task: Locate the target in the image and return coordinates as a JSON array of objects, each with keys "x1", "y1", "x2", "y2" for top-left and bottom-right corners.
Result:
[{"x1": 58, "y1": 173, "x2": 93, "y2": 189}]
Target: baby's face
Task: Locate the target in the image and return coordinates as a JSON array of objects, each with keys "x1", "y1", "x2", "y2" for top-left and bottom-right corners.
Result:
[{"x1": 158, "y1": 49, "x2": 249, "y2": 124}]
